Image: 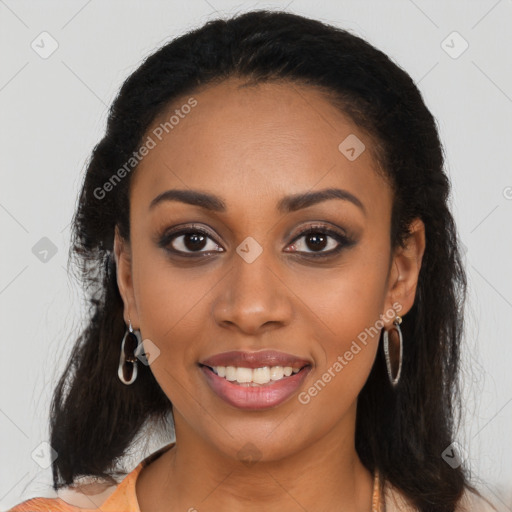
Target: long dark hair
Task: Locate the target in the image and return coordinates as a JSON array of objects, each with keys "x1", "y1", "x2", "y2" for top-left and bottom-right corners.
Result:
[{"x1": 50, "y1": 10, "x2": 483, "y2": 511}]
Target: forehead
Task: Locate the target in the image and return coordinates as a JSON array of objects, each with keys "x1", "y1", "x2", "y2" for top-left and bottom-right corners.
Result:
[{"x1": 130, "y1": 78, "x2": 391, "y2": 219}]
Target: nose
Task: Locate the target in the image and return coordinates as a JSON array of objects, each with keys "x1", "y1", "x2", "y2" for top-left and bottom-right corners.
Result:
[{"x1": 212, "y1": 247, "x2": 293, "y2": 335}]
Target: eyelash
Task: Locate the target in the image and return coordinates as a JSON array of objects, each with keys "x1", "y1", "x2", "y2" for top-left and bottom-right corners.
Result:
[{"x1": 157, "y1": 223, "x2": 355, "y2": 260}]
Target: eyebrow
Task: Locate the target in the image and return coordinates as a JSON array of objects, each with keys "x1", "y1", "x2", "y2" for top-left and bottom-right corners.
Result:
[{"x1": 149, "y1": 187, "x2": 366, "y2": 216}]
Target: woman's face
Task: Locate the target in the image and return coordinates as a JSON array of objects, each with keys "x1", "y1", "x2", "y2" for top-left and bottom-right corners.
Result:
[{"x1": 115, "y1": 77, "x2": 425, "y2": 462}]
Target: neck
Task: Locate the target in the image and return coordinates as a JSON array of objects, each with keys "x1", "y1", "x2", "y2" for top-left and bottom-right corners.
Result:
[{"x1": 136, "y1": 406, "x2": 375, "y2": 512}]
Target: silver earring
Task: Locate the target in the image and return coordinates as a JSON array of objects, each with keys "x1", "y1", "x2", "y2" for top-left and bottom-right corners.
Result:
[
  {"x1": 118, "y1": 320, "x2": 141, "y2": 385},
  {"x1": 382, "y1": 314, "x2": 403, "y2": 387}
]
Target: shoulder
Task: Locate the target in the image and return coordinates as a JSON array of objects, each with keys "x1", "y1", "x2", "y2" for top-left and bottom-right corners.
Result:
[
  {"x1": 7, "y1": 496, "x2": 82, "y2": 512},
  {"x1": 8, "y1": 480, "x2": 130, "y2": 512},
  {"x1": 7, "y1": 470, "x2": 131, "y2": 512},
  {"x1": 7, "y1": 443, "x2": 176, "y2": 512}
]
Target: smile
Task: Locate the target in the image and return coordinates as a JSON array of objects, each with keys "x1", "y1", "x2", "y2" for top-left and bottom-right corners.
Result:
[{"x1": 199, "y1": 363, "x2": 312, "y2": 409}]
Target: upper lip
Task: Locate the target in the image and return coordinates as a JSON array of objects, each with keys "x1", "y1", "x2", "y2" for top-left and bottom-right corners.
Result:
[{"x1": 199, "y1": 350, "x2": 312, "y2": 370}]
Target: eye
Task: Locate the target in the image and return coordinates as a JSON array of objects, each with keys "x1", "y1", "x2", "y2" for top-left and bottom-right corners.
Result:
[
  {"x1": 285, "y1": 225, "x2": 354, "y2": 258},
  {"x1": 158, "y1": 224, "x2": 224, "y2": 256}
]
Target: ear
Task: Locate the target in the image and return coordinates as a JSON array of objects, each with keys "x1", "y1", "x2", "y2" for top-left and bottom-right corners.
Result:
[
  {"x1": 113, "y1": 225, "x2": 140, "y2": 328},
  {"x1": 383, "y1": 218, "x2": 426, "y2": 323}
]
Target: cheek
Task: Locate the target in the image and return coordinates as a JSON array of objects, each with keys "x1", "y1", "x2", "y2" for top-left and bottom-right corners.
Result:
[
  {"x1": 301, "y1": 287, "x2": 383, "y2": 412},
  {"x1": 133, "y1": 238, "x2": 213, "y2": 325},
  {"x1": 298, "y1": 254, "x2": 388, "y2": 340},
  {"x1": 131, "y1": 248, "x2": 216, "y2": 377},
  {"x1": 132, "y1": 263, "x2": 208, "y2": 412},
  {"x1": 297, "y1": 254, "x2": 388, "y2": 398}
]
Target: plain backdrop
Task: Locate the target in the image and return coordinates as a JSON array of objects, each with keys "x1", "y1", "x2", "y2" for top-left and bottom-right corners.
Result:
[{"x1": 1, "y1": 0, "x2": 511, "y2": 510}]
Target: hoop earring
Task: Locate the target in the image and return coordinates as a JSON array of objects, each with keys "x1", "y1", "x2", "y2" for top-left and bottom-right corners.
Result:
[
  {"x1": 118, "y1": 320, "x2": 141, "y2": 385},
  {"x1": 382, "y1": 314, "x2": 403, "y2": 387}
]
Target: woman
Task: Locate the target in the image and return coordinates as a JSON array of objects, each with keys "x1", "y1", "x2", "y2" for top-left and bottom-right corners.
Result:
[{"x1": 9, "y1": 9, "x2": 498, "y2": 512}]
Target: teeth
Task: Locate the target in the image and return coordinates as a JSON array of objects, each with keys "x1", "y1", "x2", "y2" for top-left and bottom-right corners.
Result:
[
  {"x1": 236, "y1": 367, "x2": 253, "y2": 383},
  {"x1": 225, "y1": 366, "x2": 237, "y2": 381},
  {"x1": 270, "y1": 366, "x2": 284, "y2": 380},
  {"x1": 252, "y1": 366, "x2": 270, "y2": 384},
  {"x1": 209, "y1": 365, "x2": 303, "y2": 385}
]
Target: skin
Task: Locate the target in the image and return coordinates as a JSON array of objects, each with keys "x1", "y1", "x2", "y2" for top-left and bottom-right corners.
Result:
[{"x1": 114, "y1": 77, "x2": 425, "y2": 512}]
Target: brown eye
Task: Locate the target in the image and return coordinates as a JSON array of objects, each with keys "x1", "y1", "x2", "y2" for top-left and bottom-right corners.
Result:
[
  {"x1": 159, "y1": 227, "x2": 224, "y2": 256},
  {"x1": 302, "y1": 232, "x2": 330, "y2": 252},
  {"x1": 180, "y1": 232, "x2": 208, "y2": 252},
  {"x1": 285, "y1": 225, "x2": 355, "y2": 258}
]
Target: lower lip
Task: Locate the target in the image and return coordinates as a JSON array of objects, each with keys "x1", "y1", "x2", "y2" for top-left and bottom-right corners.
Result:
[{"x1": 199, "y1": 365, "x2": 312, "y2": 410}]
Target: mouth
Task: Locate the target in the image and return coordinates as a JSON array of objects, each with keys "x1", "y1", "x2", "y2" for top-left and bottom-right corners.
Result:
[
  {"x1": 198, "y1": 362, "x2": 312, "y2": 410},
  {"x1": 198, "y1": 363, "x2": 311, "y2": 386}
]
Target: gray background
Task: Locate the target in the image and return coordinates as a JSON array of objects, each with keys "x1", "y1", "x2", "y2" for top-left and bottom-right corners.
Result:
[{"x1": 1, "y1": 0, "x2": 511, "y2": 510}]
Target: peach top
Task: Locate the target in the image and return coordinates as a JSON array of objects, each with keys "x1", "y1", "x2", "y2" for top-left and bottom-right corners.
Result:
[{"x1": 8, "y1": 443, "x2": 174, "y2": 512}]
